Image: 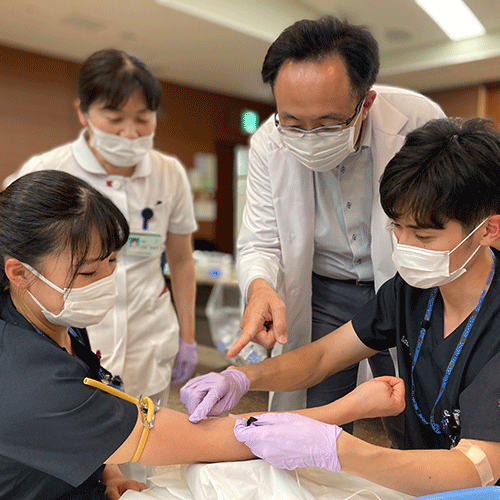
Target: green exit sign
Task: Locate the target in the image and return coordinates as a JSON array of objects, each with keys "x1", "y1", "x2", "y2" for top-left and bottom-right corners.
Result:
[{"x1": 241, "y1": 109, "x2": 260, "y2": 134}]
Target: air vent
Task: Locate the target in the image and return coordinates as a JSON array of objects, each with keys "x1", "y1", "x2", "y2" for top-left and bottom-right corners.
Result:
[
  {"x1": 121, "y1": 31, "x2": 136, "y2": 41},
  {"x1": 60, "y1": 14, "x2": 106, "y2": 32},
  {"x1": 385, "y1": 29, "x2": 412, "y2": 43}
]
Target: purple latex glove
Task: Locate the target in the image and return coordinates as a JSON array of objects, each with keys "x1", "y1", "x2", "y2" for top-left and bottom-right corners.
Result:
[
  {"x1": 171, "y1": 339, "x2": 198, "y2": 385},
  {"x1": 234, "y1": 412, "x2": 342, "y2": 471},
  {"x1": 180, "y1": 369, "x2": 250, "y2": 423}
]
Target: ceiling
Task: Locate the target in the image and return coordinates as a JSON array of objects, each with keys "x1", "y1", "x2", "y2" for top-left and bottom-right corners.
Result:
[{"x1": 1, "y1": 0, "x2": 500, "y2": 103}]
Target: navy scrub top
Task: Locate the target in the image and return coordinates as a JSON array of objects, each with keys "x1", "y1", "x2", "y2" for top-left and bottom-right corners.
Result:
[
  {"x1": 352, "y1": 248, "x2": 500, "y2": 450},
  {"x1": 0, "y1": 291, "x2": 138, "y2": 500}
]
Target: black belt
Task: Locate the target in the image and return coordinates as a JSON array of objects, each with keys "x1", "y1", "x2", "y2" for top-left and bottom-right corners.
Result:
[
  {"x1": 313, "y1": 272, "x2": 374, "y2": 287},
  {"x1": 344, "y1": 279, "x2": 374, "y2": 287}
]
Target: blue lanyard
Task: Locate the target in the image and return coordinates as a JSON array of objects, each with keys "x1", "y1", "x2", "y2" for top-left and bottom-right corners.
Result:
[
  {"x1": 410, "y1": 249, "x2": 495, "y2": 433},
  {"x1": 32, "y1": 323, "x2": 83, "y2": 346},
  {"x1": 31, "y1": 324, "x2": 123, "y2": 390}
]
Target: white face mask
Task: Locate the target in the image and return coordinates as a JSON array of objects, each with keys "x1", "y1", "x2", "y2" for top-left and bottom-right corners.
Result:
[
  {"x1": 23, "y1": 263, "x2": 117, "y2": 328},
  {"x1": 391, "y1": 219, "x2": 488, "y2": 289},
  {"x1": 278, "y1": 106, "x2": 363, "y2": 172},
  {"x1": 87, "y1": 118, "x2": 154, "y2": 167}
]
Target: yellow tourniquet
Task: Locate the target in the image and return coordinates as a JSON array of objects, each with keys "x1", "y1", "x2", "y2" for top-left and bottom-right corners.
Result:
[{"x1": 83, "y1": 377, "x2": 158, "y2": 463}]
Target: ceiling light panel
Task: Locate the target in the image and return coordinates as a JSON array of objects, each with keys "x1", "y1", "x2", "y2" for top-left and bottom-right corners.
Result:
[{"x1": 415, "y1": 0, "x2": 485, "y2": 41}]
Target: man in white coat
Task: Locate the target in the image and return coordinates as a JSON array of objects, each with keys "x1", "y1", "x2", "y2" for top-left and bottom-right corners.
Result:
[{"x1": 227, "y1": 16, "x2": 445, "y2": 421}]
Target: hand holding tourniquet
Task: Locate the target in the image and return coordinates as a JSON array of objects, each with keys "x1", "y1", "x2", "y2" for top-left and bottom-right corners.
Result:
[
  {"x1": 172, "y1": 339, "x2": 198, "y2": 385},
  {"x1": 180, "y1": 369, "x2": 250, "y2": 423},
  {"x1": 234, "y1": 412, "x2": 343, "y2": 471}
]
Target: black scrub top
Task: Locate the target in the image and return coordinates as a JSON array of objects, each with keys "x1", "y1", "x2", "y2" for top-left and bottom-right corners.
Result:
[
  {"x1": 0, "y1": 291, "x2": 138, "y2": 500},
  {"x1": 352, "y1": 248, "x2": 500, "y2": 450}
]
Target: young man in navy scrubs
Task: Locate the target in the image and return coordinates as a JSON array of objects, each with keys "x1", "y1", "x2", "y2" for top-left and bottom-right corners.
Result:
[{"x1": 182, "y1": 118, "x2": 500, "y2": 496}]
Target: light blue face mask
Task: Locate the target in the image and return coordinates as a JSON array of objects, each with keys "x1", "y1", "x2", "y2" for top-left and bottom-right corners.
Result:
[{"x1": 23, "y1": 263, "x2": 117, "y2": 327}]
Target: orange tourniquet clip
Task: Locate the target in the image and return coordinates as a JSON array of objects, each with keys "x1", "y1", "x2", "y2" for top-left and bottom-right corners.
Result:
[{"x1": 83, "y1": 377, "x2": 159, "y2": 462}]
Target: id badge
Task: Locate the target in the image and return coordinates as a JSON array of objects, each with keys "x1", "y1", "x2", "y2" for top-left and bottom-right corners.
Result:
[{"x1": 126, "y1": 232, "x2": 163, "y2": 257}]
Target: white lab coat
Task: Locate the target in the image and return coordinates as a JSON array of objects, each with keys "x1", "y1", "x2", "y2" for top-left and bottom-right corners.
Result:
[
  {"x1": 237, "y1": 85, "x2": 445, "y2": 411},
  {"x1": 4, "y1": 131, "x2": 197, "y2": 397}
]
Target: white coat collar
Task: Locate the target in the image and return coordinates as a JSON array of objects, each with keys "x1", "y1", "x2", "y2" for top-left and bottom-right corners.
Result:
[
  {"x1": 370, "y1": 88, "x2": 410, "y2": 136},
  {"x1": 356, "y1": 110, "x2": 373, "y2": 151}
]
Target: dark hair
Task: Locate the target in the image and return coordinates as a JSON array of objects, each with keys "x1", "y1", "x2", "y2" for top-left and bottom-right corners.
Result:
[
  {"x1": 0, "y1": 170, "x2": 129, "y2": 290},
  {"x1": 380, "y1": 118, "x2": 500, "y2": 232},
  {"x1": 78, "y1": 49, "x2": 161, "y2": 113},
  {"x1": 261, "y1": 16, "x2": 379, "y2": 100}
]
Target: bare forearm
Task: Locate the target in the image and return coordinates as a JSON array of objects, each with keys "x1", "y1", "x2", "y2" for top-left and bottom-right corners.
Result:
[
  {"x1": 241, "y1": 322, "x2": 374, "y2": 393},
  {"x1": 291, "y1": 404, "x2": 359, "y2": 427},
  {"x1": 297, "y1": 395, "x2": 380, "y2": 427},
  {"x1": 288, "y1": 376, "x2": 404, "y2": 426},
  {"x1": 107, "y1": 408, "x2": 255, "y2": 466},
  {"x1": 107, "y1": 380, "x2": 402, "y2": 469},
  {"x1": 239, "y1": 342, "x2": 327, "y2": 393},
  {"x1": 110, "y1": 401, "x2": 351, "y2": 468},
  {"x1": 139, "y1": 409, "x2": 255, "y2": 466},
  {"x1": 169, "y1": 259, "x2": 196, "y2": 343},
  {"x1": 138, "y1": 403, "x2": 361, "y2": 466},
  {"x1": 337, "y1": 433, "x2": 483, "y2": 496}
]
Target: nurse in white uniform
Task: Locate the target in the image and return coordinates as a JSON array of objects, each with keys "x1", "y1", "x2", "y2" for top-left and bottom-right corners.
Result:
[{"x1": 3, "y1": 48, "x2": 198, "y2": 482}]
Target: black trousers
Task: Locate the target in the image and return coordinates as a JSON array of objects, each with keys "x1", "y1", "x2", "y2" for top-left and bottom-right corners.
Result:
[{"x1": 306, "y1": 272, "x2": 396, "y2": 434}]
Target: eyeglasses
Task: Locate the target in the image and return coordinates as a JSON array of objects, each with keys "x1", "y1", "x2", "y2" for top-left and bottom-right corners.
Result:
[{"x1": 274, "y1": 98, "x2": 365, "y2": 138}]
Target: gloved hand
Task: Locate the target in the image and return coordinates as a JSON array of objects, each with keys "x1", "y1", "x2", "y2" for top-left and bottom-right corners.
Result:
[
  {"x1": 171, "y1": 339, "x2": 198, "y2": 385},
  {"x1": 234, "y1": 412, "x2": 342, "y2": 471},
  {"x1": 180, "y1": 369, "x2": 250, "y2": 423}
]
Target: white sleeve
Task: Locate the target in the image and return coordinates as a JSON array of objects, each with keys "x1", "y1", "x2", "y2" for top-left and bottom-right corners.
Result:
[
  {"x1": 167, "y1": 157, "x2": 198, "y2": 235},
  {"x1": 3, "y1": 155, "x2": 43, "y2": 189},
  {"x1": 236, "y1": 126, "x2": 284, "y2": 302}
]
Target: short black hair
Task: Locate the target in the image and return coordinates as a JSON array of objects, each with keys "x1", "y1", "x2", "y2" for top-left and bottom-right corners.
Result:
[
  {"x1": 380, "y1": 118, "x2": 500, "y2": 232},
  {"x1": 78, "y1": 48, "x2": 161, "y2": 113},
  {"x1": 261, "y1": 16, "x2": 379, "y2": 100},
  {"x1": 0, "y1": 170, "x2": 129, "y2": 290}
]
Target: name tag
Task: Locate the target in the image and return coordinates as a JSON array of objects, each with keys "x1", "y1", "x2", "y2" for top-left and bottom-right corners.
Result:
[{"x1": 125, "y1": 232, "x2": 163, "y2": 257}]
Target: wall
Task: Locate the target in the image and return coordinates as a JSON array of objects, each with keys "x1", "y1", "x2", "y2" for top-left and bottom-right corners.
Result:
[
  {"x1": 0, "y1": 44, "x2": 275, "y2": 253},
  {"x1": 425, "y1": 84, "x2": 499, "y2": 129},
  {"x1": 485, "y1": 82, "x2": 500, "y2": 128},
  {"x1": 2, "y1": 43, "x2": 500, "y2": 252},
  {"x1": 425, "y1": 84, "x2": 500, "y2": 248}
]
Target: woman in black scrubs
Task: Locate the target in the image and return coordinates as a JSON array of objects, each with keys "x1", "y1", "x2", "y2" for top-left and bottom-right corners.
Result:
[
  {"x1": 0, "y1": 170, "x2": 249, "y2": 499},
  {"x1": 0, "y1": 170, "x2": 402, "y2": 500}
]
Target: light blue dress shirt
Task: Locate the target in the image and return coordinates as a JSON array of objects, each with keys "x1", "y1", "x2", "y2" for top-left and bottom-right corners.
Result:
[{"x1": 313, "y1": 114, "x2": 374, "y2": 281}]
